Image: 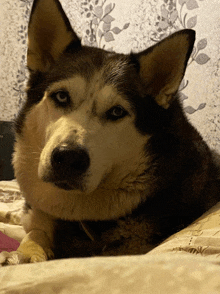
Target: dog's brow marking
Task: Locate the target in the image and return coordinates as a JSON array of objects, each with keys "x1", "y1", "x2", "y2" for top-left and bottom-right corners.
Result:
[
  {"x1": 46, "y1": 76, "x2": 87, "y2": 107},
  {"x1": 85, "y1": 82, "x2": 124, "y2": 118},
  {"x1": 94, "y1": 85, "x2": 132, "y2": 116},
  {"x1": 94, "y1": 85, "x2": 117, "y2": 116},
  {"x1": 47, "y1": 76, "x2": 86, "y2": 93}
]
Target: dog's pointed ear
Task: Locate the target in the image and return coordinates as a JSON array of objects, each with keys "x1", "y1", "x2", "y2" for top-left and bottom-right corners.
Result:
[
  {"x1": 136, "y1": 30, "x2": 195, "y2": 109},
  {"x1": 28, "y1": 0, "x2": 80, "y2": 72}
]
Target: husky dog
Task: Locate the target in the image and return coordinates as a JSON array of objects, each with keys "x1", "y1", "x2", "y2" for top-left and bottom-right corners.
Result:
[{"x1": 2, "y1": 0, "x2": 220, "y2": 264}]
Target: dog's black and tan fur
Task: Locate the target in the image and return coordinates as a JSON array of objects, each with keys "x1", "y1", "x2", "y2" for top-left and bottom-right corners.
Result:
[{"x1": 2, "y1": 0, "x2": 220, "y2": 264}]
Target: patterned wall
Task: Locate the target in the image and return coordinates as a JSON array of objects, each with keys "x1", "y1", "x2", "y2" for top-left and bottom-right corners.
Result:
[{"x1": 0, "y1": 0, "x2": 219, "y2": 150}]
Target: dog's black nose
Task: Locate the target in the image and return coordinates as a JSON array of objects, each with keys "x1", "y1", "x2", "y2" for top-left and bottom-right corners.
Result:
[{"x1": 51, "y1": 144, "x2": 90, "y2": 176}]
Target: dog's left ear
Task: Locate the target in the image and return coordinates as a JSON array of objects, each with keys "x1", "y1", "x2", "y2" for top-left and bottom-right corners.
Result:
[
  {"x1": 136, "y1": 29, "x2": 195, "y2": 109},
  {"x1": 28, "y1": 0, "x2": 80, "y2": 72}
]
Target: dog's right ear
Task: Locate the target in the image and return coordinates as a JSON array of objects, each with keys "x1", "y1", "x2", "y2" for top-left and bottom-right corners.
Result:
[{"x1": 27, "y1": 0, "x2": 80, "y2": 72}]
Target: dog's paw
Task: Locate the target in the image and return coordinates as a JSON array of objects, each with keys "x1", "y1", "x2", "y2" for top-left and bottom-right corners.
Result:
[
  {"x1": 0, "y1": 250, "x2": 30, "y2": 266},
  {"x1": 0, "y1": 248, "x2": 54, "y2": 266},
  {"x1": 0, "y1": 240, "x2": 54, "y2": 266}
]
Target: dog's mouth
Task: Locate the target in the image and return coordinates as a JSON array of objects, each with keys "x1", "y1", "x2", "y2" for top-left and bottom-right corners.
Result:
[
  {"x1": 54, "y1": 181, "x2": 75, "y2": 191},
  {"x1": 41, "y1": 169, "x2": 88, "y2": 191},
  {"x1": 52, "y1": 178, "x2": 87, "y2": 191}
]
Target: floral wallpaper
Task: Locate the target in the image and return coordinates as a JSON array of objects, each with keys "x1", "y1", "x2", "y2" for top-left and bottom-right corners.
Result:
[{"x1": 0, "y1": 0, "x2": 219, "y2": 150}]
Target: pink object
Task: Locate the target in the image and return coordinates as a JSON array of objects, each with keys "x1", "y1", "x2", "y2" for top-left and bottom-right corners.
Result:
[{"x1": 0, "y1": 231, "x2": 20, "y2": 252}]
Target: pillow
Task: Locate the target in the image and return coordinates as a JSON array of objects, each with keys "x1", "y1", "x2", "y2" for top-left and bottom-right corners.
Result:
[{"x1": 0, "y1": 232, "x2": 19, "y2": 253}]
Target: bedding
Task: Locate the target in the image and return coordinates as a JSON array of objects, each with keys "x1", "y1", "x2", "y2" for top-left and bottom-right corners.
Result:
[{"x1": 1, "y1": 180, "x2": 220, "y2": 293}]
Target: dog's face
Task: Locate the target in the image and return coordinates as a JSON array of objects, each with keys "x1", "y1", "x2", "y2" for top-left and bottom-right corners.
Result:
[
  {"x1": 13, "y1": 0, "x2": 195, "y2": 220},
  {"x1": 36, "y1": 64, "x2": 149, "y2": 194}
]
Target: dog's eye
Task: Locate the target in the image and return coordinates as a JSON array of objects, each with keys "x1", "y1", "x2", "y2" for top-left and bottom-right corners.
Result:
[
  {"x1": 106, "y1": 105, "x2": 128, "y2": 121},
  {"x1": 51, "y1": 91, "x2": 70, "y2": 106}
]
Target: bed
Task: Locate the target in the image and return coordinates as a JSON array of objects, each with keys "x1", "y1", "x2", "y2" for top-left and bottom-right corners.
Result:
[{"x1": 1, "y1": 180, "x2": 220, "y2": 293}]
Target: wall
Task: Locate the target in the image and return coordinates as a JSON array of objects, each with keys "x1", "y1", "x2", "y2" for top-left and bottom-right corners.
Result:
[{"x1": 0, "y1": 0, "x2": 219, "y2": 151}]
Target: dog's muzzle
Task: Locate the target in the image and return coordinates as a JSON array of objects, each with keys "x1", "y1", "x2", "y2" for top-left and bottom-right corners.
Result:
[{"x1": 46, "y1": 144, "x2": 90, "y2": 190}]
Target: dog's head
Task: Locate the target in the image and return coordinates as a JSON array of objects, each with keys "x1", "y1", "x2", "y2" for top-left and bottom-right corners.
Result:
[{"x1": 13, "y1": 0, "x2": 195, "y2": 220}]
